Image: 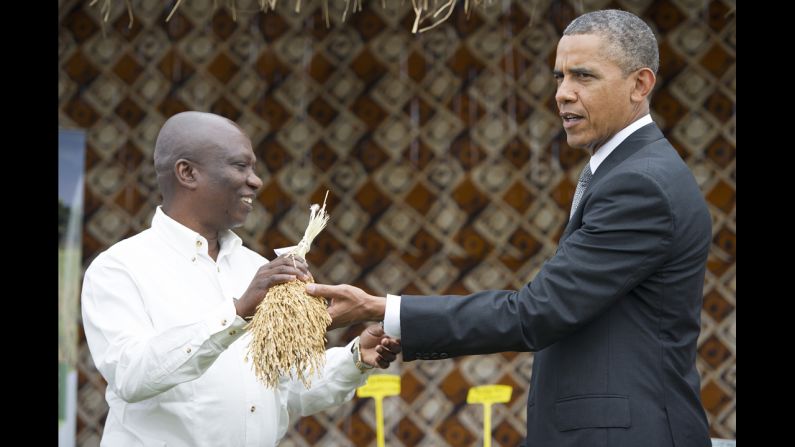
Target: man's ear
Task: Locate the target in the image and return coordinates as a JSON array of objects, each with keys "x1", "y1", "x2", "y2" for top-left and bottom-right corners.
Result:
[
  {"x1": 630, "y1": 67, "x2": 656, "y2": 103},
  {"x1": 174, "y1": 159, "x2": 199, "y2": 190}
]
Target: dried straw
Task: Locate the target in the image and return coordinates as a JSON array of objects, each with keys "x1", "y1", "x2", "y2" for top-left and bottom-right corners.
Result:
[
  {"x1": 246, "y1": 192, "x2": 332, "y2": 389},
  {"x1": 93, "y1": 0, "x2": 495, "y2": 34}
]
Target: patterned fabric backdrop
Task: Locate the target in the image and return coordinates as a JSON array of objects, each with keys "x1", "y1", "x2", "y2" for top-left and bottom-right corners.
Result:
[{"x1": 58, "y1": 0, "x2": 736, "y2": 445}]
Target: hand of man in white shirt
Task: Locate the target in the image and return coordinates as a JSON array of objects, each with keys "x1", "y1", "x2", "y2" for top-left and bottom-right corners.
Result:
[
  {"x1": 234, "y1": 255, "x2": 313, "y2": 319},
  {"x1": 359, "y1": 324, "x2": 401, "y2": 368}
]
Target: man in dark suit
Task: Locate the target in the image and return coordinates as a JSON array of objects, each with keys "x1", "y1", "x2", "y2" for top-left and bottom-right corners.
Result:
[{"x1": 308, "y1": 9, "x2": 712, "y2": 447}]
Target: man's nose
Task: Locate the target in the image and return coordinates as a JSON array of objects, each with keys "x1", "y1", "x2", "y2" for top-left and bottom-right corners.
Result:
[
  {"x1": 555, "y1": 78, "x2": 576, "y2": 105},
  {"x1": 248, "y1": 172, "x2": 263, "y2": 191}
]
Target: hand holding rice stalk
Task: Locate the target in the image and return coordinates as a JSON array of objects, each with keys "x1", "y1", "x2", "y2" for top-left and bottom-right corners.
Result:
[{"x1": 247, "y1": 191, "x2": 332, "y2": 389}]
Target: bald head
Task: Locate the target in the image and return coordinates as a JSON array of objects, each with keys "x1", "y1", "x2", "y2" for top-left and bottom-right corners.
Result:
[{"x1": 153, "y1": 111, "x2": 246, "y2": 200}]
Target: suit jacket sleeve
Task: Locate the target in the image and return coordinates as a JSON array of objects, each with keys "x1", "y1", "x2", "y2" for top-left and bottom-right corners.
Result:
[{"x1": 400, "y1": 168, "x2": 675, "y2": 361}]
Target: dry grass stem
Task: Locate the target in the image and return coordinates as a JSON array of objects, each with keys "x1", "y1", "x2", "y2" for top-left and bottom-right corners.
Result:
[
  {"x1": 94, "y1": 0, "x2": 496, "y2": 33},
  {"x1": 165, "y1": 0, "x2": 183, "y2": 22}
]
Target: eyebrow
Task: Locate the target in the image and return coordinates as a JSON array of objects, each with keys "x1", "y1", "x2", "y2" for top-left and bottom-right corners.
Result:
[
  {"x1": 553, "y1": 67, "x2": 596, "y2": 77},
  {"x1": 227, "y1": 154, "x2": 257, "y2": 163}
]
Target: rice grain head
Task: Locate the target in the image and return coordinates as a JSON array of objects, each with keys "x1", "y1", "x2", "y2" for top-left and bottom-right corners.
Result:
[{"x1": 246, "y1": 280, "x2": 331, "y2": 388}]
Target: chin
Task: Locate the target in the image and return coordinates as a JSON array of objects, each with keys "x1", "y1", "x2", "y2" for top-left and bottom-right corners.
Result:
[
  {"x1": 566, "y1": 138, "x2": 585, "y2": 150},
  {"x1": 566, "y1": 133, "x2": 597, "y2": 151}
]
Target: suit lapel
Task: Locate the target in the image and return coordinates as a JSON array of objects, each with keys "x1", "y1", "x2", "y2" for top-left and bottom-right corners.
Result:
[{"x1": 560, "y1": 123, "x2": 666, "y2": 242}]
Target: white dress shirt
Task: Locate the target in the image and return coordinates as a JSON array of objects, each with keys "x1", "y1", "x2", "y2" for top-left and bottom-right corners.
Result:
[
  {"x1": 382, "y1": 115, "x2": 655, "y2": 338},
  {"x1": 82, "y1": 207, "x2": 371, "y2": 447}
]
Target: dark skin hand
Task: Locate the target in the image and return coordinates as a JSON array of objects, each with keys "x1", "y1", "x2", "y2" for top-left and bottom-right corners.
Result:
[
  {"x1": 236, "y1": 258, "x2": 402, "y2": 367},
  {"x1": 235, "y1": 255, "x2": 313, "y2": 319},
  {"x1": 305, "y1": 283, "x2": 387, "y2": 330},
  {"x1": 359, "y1": 324, "x2": 402, "y2": 368}
]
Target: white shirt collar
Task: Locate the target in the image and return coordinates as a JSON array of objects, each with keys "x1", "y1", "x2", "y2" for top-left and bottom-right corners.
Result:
[
  {"x1": 589, "y1": 114, "x2": 653, "y2": 174},
  {"x1": 152, "y1": 206, "x2": 242, "y2": 261}
]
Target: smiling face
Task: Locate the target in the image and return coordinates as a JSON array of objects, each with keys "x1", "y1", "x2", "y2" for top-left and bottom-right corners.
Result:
[
  {"x1": 553, "y1": 34, "x2": 648, "y2": 153},
  {"x1": 191, "y1": 121, "x2": 262, "y2": 232}
]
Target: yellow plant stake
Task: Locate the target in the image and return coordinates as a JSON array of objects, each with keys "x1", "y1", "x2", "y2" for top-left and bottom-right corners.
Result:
[
  {"x1": 466, "y1": 384, "x2": 513, "y2": 447},
  {"x1": 247, "y1": 191, "x2": 332, "y2": 389},
  {"x1": 357, "y1": 374, "x2": 401, "y2": 447}
]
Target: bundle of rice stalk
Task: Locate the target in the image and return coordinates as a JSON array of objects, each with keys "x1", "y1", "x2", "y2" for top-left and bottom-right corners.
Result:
[{"x1": 247, "y1": 192, "x2": 332, "y2": 389}]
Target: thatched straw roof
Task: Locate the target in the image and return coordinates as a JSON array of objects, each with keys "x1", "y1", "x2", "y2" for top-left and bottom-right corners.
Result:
[{"x1": 90, "y1": 0, "x2": 497, "y2": 33}]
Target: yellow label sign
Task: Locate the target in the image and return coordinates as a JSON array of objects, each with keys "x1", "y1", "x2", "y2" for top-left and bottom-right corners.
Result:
[
  {"x1": 466, "y1": 384, "x2": 512, "y2": 404},
  {"x1": 357, "y1": 374, "x2": 402, "y2": 447},
  {"x1": 357, "y1": 374, "x2": 401, "y2": 398},
  {"x1": 468, "y1": 384, "x2": 514, "y2": 447}
]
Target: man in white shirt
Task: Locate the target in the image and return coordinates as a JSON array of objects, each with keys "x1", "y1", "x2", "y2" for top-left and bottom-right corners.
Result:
[
  {"x1": 81, "y1": 111, "x2": 401, "y2": 447},
  {"x1": 305, "y1": 9, "x2": 711, "y2": 447}
]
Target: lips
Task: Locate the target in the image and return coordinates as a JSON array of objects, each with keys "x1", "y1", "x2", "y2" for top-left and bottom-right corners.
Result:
[{"x1": 560, "y1": 112, "x2": 584, "y2": 129}]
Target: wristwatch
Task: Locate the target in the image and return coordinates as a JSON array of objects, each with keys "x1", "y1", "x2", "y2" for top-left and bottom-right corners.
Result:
[{"x1": 351, "y1": 336, "x2": 375, "y2": 373}]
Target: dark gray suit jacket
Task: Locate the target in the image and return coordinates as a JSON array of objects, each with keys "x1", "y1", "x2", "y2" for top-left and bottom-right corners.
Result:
[{"x1": 401, "y1": 124, "x2": 712, "y2": 447}]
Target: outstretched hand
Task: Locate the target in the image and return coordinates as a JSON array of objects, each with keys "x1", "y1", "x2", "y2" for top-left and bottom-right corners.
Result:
[
  {"x1": 359, "y1": 324, "x2": 402, "y2": 369},
  {"x1": 305, "y1": 283, "x2": 386, "y2": 330}
]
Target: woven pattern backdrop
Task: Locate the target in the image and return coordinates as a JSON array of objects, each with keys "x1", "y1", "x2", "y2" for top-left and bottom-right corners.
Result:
[{"x1": 58, "y1": 0, "x2": 736, "y2": 445}]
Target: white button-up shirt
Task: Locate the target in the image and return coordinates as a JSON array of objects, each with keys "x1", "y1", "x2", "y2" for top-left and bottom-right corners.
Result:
[{"x1": 82, "y1": 207, "x2": 370, "y2": 447}]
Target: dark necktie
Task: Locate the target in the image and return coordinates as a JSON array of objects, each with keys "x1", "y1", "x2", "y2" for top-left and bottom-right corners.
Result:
[{"x1": 570, "y1": 163, "x2": 592, "y2": 218}]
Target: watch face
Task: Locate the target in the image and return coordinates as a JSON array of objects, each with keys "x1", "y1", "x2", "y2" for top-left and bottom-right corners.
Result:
[{"x1": 353, "y1": 338, "x2": 374, "y2": 371}]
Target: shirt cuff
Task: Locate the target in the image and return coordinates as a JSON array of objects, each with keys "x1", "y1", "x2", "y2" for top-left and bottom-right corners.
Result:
[
  {"x1": 384, "y1": 294, "x2": 401, "y2": 338},
  {"x1": 331, "y1": 341, "x2": 375, "y2": 382}
]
